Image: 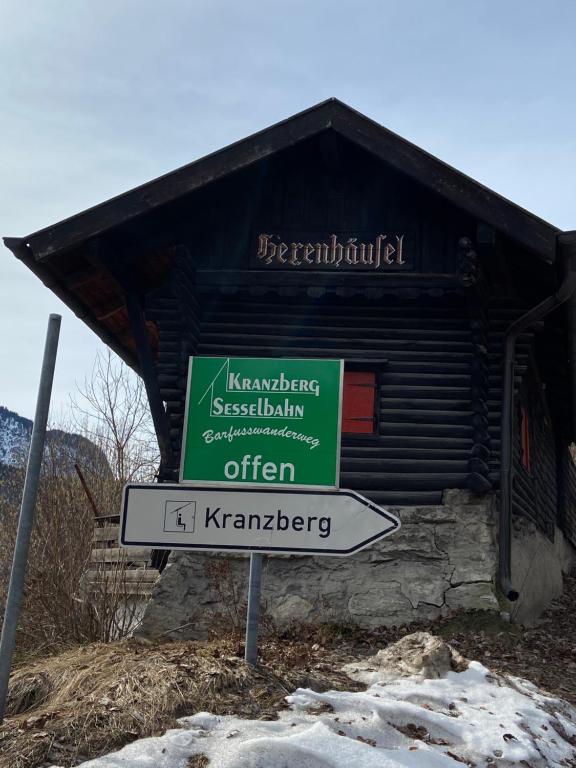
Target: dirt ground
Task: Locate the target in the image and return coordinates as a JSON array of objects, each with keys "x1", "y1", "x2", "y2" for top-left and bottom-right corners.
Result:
[
  {"x1": 302, "y1": 572, "x2": 576, "y2": 706},
  {"x1": 1, "y1": 575, "x2": 575, "y2": 768}
]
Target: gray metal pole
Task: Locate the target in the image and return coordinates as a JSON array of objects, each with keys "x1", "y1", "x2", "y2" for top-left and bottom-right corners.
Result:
[
  {"x1": 0, "y1": 314, "x2": 61, "y2": 723},
  {"x1": 244, "y1": 553, "x2": 263, "y2": 666}
]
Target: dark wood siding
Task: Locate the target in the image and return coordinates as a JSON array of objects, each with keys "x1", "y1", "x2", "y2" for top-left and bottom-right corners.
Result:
[
  {"x1": 485, "y1": 300, "x2": 534, "y2": 479},
  {"x1": 145, "y1": 248, "x2": 199, "y2": 482},
  {"x1": 163, "y1": 133, "x2": 476, "y2": 277}
]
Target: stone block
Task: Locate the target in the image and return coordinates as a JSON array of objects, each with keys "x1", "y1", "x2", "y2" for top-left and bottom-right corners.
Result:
[
  {"x1": 445, "y1": 582, "x2": 498, "y2": 611},
  {"x1": 509, "y1": 521, "x2": 576, "y2": 625},
  {"x1": 442, "y1": 489, "x2": 492, "y2": 507},
  {"x1": 273, "y1": 595, "x2": 314, "y2": 624},
  {"x1": 397, "y1": 562, "x2": 448, "y2": 608},
  {"x1": 348, "y1": 584, "x2": 414, "y2": 627},
  {"x1": 435, "y1": 520, "x2": 496, "y2": 584},
  {"x1": 370, "y1": 524, "x2": 444, "y2": 561}
]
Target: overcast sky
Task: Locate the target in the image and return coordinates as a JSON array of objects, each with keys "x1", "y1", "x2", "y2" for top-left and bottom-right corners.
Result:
[{"x1": 1, "y1": 0, "x2": 575, "y2": 421}]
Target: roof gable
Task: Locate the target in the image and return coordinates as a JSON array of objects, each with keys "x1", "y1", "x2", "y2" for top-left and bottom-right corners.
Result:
[{"x1": 8, "y1": 98, "x2": 559, "y2": 263}]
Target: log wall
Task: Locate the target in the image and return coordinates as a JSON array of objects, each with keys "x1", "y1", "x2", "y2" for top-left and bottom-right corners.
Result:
[
  {"x1": 153, "y1": 284, "x2": 498, "y2": 507},
  {"x1": 145, "y1": 260, "x2": 567, "y2": 542}
]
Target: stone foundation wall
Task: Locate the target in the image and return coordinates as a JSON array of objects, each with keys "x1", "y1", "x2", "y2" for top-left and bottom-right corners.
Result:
[
  {"x1": 134, "y1": 490, "x2": 502, "y2": 641},
  {"x1": 134, "y1": 489, "x2": 576, "y2": 641}
]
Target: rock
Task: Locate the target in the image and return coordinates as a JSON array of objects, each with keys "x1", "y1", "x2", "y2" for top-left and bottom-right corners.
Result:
[
  {"x1": 274, "y1": 595, "x2": 314, "y2": 623},
  {"x1": 344, "y1": 632, "x2": 468, "y2": 683},
  {"x1": 126, "y1": 634, "x2": 156, "y2": 647}
]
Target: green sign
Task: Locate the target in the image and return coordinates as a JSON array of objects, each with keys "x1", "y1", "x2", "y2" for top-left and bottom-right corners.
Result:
[{"x1": 180, "y1": 357, "x2": 343, "y2": 489}]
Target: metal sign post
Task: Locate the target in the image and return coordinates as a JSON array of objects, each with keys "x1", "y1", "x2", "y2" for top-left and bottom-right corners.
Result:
[
  {"x1": 244, "y1": 553, "x2": 263, "y2": 665},
  {"x1": 0, "y1": 314, "x2": 61, "y2": 723},
  {"x1": 121, "y1": 356, "x2": 399, "y2": 667}
]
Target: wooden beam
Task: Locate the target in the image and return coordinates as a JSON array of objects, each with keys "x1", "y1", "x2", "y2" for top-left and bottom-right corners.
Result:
[
  {"x1": 124, "y1": 288, "x2": 175, "y2": 471},
  {"x1": 95, "y1": 301, "x2": 126, "y2": 321},
  {"x1": 196, "y1": 269, "x2": 460, "y2": 289},
  {"x1": 91, "y1": 239, "x2": 176, "y2": 472},
  {"x1": 64, "y1": 265, "x2": 104, "y2": 290}
]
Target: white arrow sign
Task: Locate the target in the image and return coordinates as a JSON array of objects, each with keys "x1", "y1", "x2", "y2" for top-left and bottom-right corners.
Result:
[{"x1": 120, "y1": 484, "x2": 400, "y2": 556}]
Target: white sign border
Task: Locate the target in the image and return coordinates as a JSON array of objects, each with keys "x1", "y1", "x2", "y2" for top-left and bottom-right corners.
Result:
[{"x1": 120, "y1": 484, "x2": 400, "y2": 557}]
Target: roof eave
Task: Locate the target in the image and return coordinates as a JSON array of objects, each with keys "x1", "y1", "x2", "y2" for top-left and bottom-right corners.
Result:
[
  {"x1": 23, "y1": 100, "x2": 340, "y2": 261},
  {"x1": 328, "y1": 101, "x2": 558, "y2": 263},
  {"x1": 4, "y1": 237, "x2": 138, "y2": 370},
  {"x1": 14, "y1": 97, "x2": 560, "y2": 264}
]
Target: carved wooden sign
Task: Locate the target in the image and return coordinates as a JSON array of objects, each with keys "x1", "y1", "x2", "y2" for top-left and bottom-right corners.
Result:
[{"x1": 251, "y1": 232, "x2": 411, "y2": 271}]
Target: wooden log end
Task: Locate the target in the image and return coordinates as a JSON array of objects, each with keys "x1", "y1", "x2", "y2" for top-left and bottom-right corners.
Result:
[{"x1": 467, "y1": 472, "x2": 493, "y2": 493}]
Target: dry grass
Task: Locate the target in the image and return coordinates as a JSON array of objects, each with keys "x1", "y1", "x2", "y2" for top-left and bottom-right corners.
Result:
[
  {"x1": 4, "y1": 575, "x2": 576, "y2": 768},
  {"x1": 0, "y1": 637, "x2": 360, "y2": 768}
]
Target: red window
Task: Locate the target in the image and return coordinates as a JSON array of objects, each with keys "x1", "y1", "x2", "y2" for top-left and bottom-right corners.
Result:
[
  {"x1": 520, "y1": 405, "x2": 531, "y2": 472},
  {"x1": 342, "y1": 371, "x2": 376, "y2": 434}
]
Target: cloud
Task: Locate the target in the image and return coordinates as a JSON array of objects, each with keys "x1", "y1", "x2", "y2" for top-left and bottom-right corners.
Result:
[{"x1": 1, "y1": 0, "x2": 575, "y2": 417}]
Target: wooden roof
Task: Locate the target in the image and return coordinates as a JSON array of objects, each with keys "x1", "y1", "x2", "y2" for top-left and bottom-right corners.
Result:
[{"x1": 4, "y1": 98, "x2": 560, "y2": 263}]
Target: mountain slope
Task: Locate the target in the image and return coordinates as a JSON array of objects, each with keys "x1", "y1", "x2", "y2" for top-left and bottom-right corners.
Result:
[
  {"x1": 0, "y1": 407, "x2": 29, "y2": 466},
  {"x1": 0, "y1": 406, "x2": 112, "y2": 477}
]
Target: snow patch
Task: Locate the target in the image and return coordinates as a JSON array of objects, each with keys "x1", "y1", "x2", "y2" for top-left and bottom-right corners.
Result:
[{"x1": 51, "y1": 661, "x2": 576, "y2": 768}]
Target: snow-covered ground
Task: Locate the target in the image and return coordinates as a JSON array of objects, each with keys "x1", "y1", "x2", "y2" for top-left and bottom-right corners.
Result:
[
  {"x1": 55, "y1": 660, "x2": 576, "y2": 767},
  {"x1": 0, "y1": 406, "x2": 30, "y2": 466}
]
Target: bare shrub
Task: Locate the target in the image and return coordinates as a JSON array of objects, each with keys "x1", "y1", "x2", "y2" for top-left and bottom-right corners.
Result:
[
  {"x1": 0, "y1": 350, "x2": 159, "y2": 655},
  {"x1": 203, "y1": 559, "x2": 246, "y2": 633},
  {"x1": 71, "y1": 349, "x2": 159, "y2": 484},
  {"x1": 0, "y1": 437, "x2": 98, "y2": 655},
  {"x1": 203, "y1": 557, "x2": 277, "y2": 640}
]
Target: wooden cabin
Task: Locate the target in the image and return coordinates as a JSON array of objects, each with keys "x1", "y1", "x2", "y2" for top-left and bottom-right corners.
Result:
[{"x1": 6, "y1": 99, "x2": 576, "y2": 631}]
